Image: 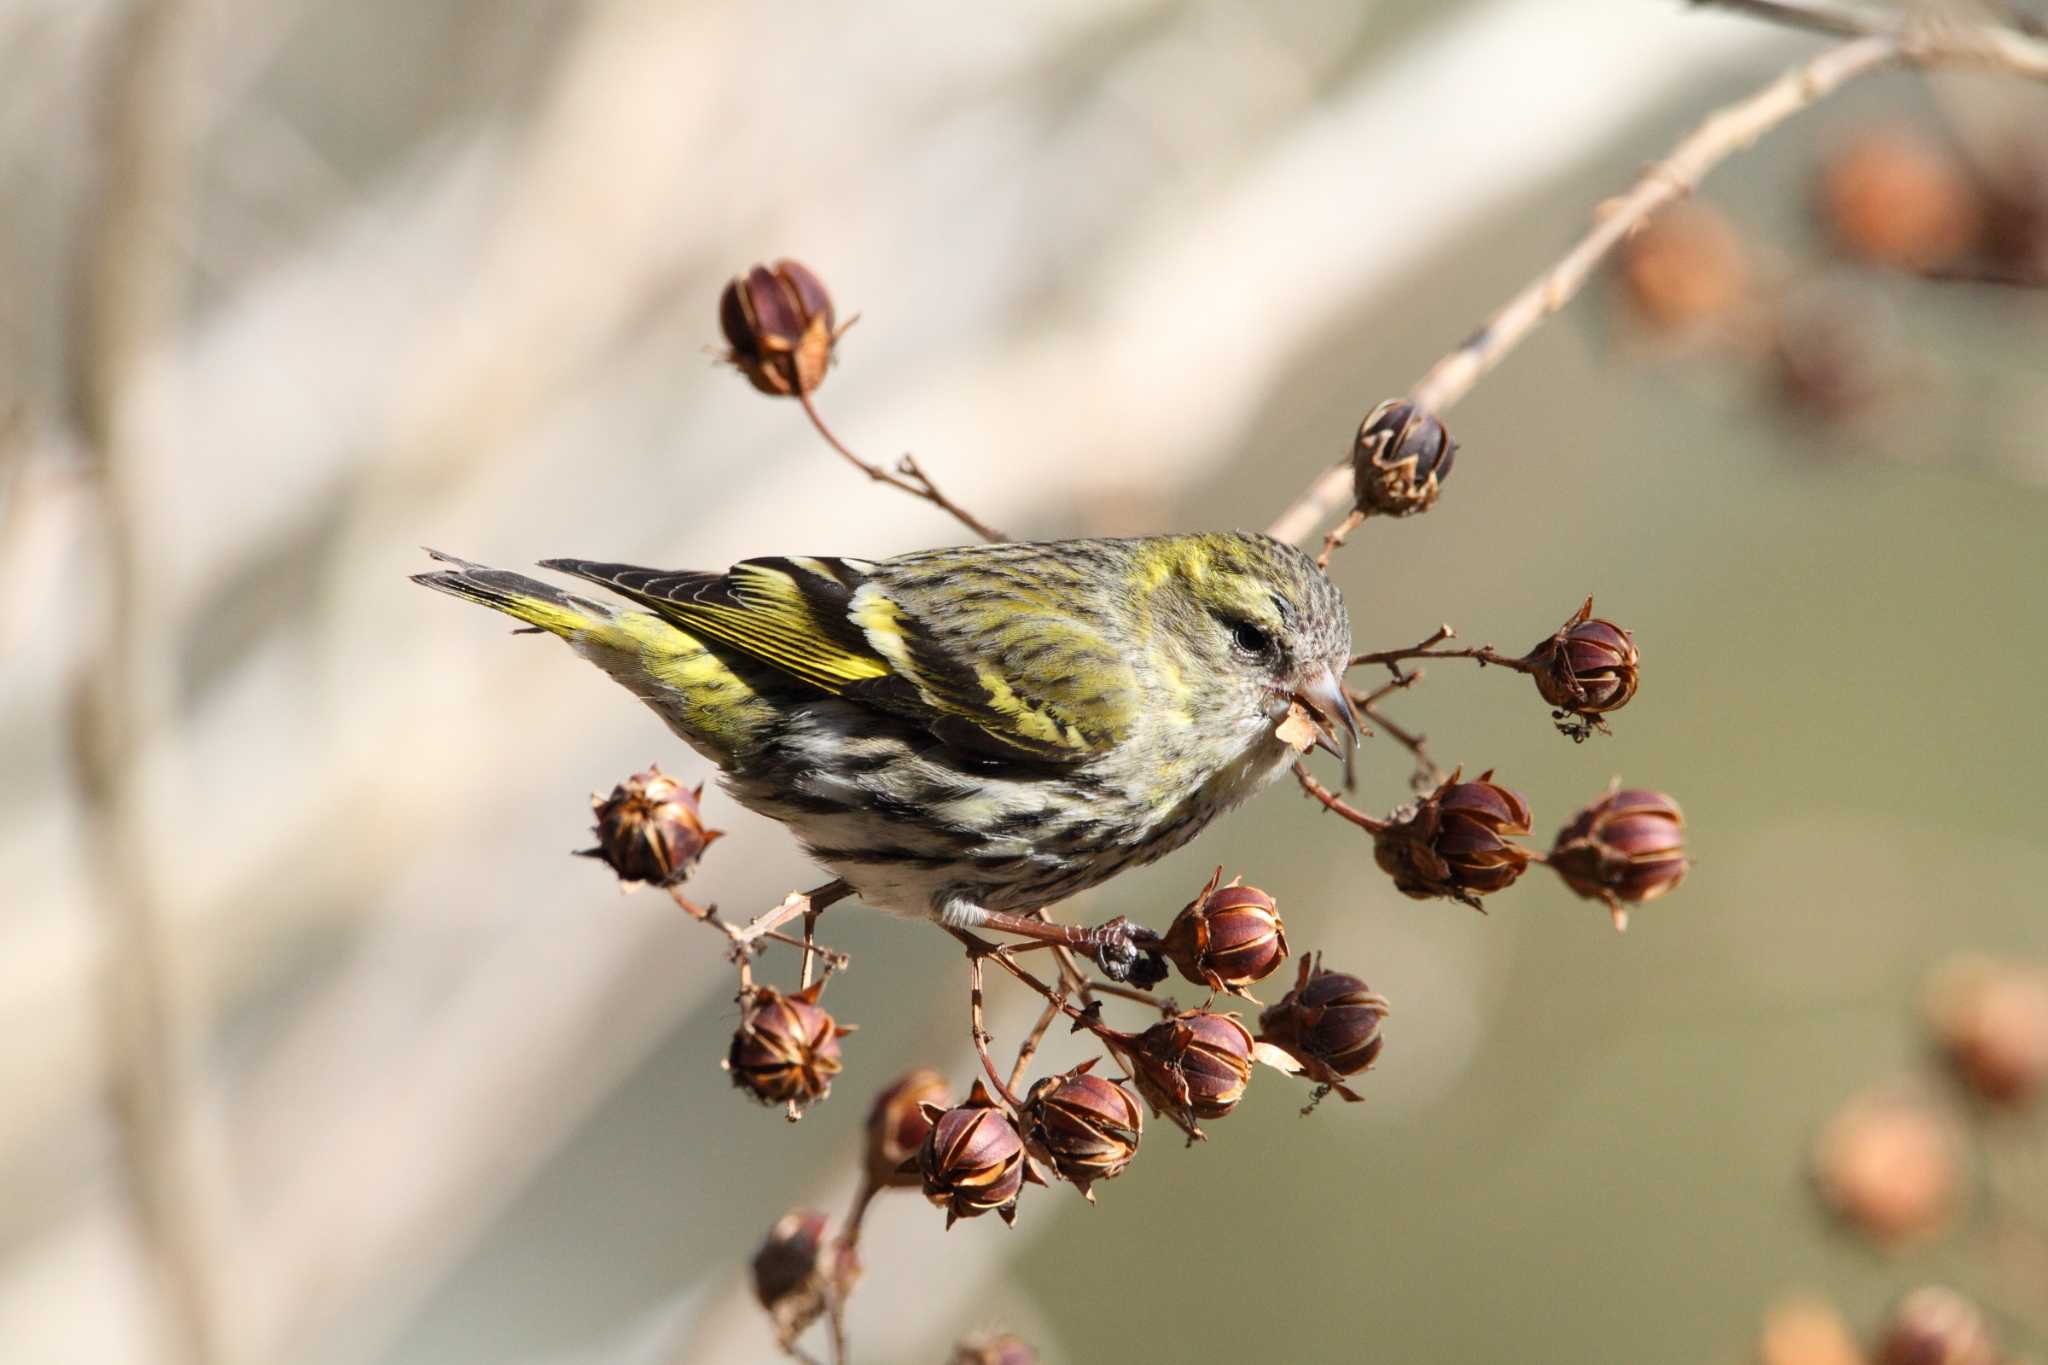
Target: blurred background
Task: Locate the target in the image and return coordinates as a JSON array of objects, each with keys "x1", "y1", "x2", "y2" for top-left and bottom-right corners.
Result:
[{"x1": 2, "y1": 0, "x2": 2044, "y2": 1361}]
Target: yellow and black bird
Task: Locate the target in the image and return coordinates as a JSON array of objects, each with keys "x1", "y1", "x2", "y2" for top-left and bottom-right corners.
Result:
[{"x1": 414, "y1": 533, "x2": 1356, "y2": 956}]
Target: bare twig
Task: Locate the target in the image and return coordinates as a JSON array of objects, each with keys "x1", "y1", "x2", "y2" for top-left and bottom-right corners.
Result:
[
  {"x1": 68, "y1": 2, "x2": 221, "y2": 1361},
  {"x1": 1007, "y1": 998, "x2": 1063, "y2": 1096},
  {"x1": 1293, "y1": 761, "x2": 1391, "y2": 835},
  {"x1": 797, "y1": 390, "x2": 1007, "y2": 543},
  {"x1": 1267, "y1": 15, "x2": 2048, "y2": 548},
  {"x1": 1349, "y1": 672, "x2": 1447, "y2": 791}
]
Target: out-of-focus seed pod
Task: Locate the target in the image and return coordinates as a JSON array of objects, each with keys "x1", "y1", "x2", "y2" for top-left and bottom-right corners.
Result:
[
  {"x1": 919, "y1": 1080, "x2": 1034, "y2": 1228},
  {"x1": 1812, "y1": 1094, "x2": 1955, "y2": 1247},
  {"x1": 725, "y1": 982, "x2": 851, "y2": 1115},
  {"x1": 863, "y1": 1067, "x2": 950, "y2": 1189},
  {"x1": 1372, "y1": 769, "x2": 1533, "y2": 908},
  {"x1": 1129, "y1": 1010, "x2": 1254, "y2": 1140},
  {"x1": 1255, "y1": 954, "x2": 1389, "y2": 1104},
  {"x1": 1875, "y1": 1287, "x2": 1999, "y2": 1365},
  {"x1": 719, "y1": 259, "x2": 841, "y2": 396},
  {"x1": 1617, "y1": 201, "x2": 1749, "y2": 332},
  {"x1": 949, "y1": 1333, "x2": 1039, "y2": 1365},
  {"x1": 1925, "y1": 956, "x2": 2048, "y2": 1109},
  {"x1": 1820, "y1": 127, "x2": 1981, "y2": 273},
  {"x1": 1757, "y1": 1296, "x2": 1863, "y2": 1365},
  {"x1": 1983, "y1": 138, "x2": 2048, "y2": 284},
  {"x1": 1018, "y1": 1060, "x2": 1142, "y2": 1201},
  {"x1": 751, "y1": 1209, "x2": 853, "y2": 1353},
  {"x1": 1350, "y1": 399, "x2": 1456, "y2": 519},
  {"x1": 1548, "y1": 783, "x2": 1688, "y2": 932},
  {"x1": 1522, "y1": 598, "x2": 1639, "y2": 737},
  {"x1": 1158, "y1": 870, "x2": 1289, "y2": 999},
  {"x1": 581, "y1": 766, "x2": 722, "y2": 888},
  {"x1": 1771, "y1": 280, "x2": 1901, "y2": 424}
]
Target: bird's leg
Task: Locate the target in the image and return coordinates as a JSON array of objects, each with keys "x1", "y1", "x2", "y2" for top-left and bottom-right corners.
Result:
[{"x1": 968, "y1": 909, "x2": 1167, "y2": 988}]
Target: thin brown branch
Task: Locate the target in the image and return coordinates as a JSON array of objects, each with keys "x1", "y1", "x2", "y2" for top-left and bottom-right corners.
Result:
[
  {"x1": 1350, "y1": 677, "x2": 1446, "y2": 791},
  {"x1": 964, "y1": 953, "x2": 1023, "y2": 1110},
  {"x1": 1008, "y1": 998, "x2": 1063, "y2": 1095},
  {"x1": 1350, "y1": 642, "x2": 1532, "y2": 673},
  {"x1": 1083, "y1": 979, "x2": 1180, "y2": 1015},
  {"x1": 1293, "y1": 761, "x2": 1391, "y2": 835},
  {"x1": 797, "y1": 389, "x2": 1007, "y2": 543},
  {"x1": 1264, "y1": 20, "x2": 2048, "y2": 547}
]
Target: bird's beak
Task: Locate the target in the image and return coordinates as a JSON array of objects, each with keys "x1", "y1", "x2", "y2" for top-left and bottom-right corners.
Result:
[{"x1": 1290, "y1": 664, "x2": 1360, "y2": 760}]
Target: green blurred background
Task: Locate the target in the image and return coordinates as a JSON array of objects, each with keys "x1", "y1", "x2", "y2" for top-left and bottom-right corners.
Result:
[{"x1": 1, "y1": 1, "x2": 2042, "y2": 1362}]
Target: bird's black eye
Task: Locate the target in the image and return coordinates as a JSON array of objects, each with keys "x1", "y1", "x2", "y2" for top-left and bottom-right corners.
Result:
[{"x1": 1230, "y1": 619, "x2": 1274, "y2": 656}]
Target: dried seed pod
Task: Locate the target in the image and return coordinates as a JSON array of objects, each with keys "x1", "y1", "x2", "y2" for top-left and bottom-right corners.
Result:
[
  {"x1": 864, "y1": 1067, "x2": 950, "y2": 1189},
  {"x1": 1351, "y1": 399, "x2": 1456, "y2": 518},
  {"x1": 919, "y1": 1080, "x2": 1033, "y2": 1227},
  {"x1": 1522, "y1": 598, "x2": 1639, "y2": 736},
  {"x1": 1129, "y1": 1010, "x2": 1254, "y2": 1140},
  {"x1": 1876, "y1": 1287, "x2": 1999, "y2": 1365},
  {"x1": 719, "y1": 259, "x2": 840, "y2": 396},
  {"x1": 1616, "y1": 201, "x2": 1748, "y2": 332},
  {"x1": 581, "y1": 766, "x2": 722, "y2": 887},
  {"x1": 750, "y1": 1209, "x2": 855, "y2": 1353},
  {"x1": 1925, "y1": 956, "x2": 2048, "y2": 1109},
  {"x1": 1256, "y1": 954, "x2": 1389, "y2": 1103},
  {"x1": 1548, "y1": 783, "x2": 1689, "y2": 932},
  {"x1": 1812, "y1": 1093, "x2": 1955, "y2": 1247},
  {"x1": 1373, "y1": 768, "x2": 1533, "y2": 908},
  {"x1": 1158, "y1": 870, "x2": 1289, "y2": 999},
  {"x1": 949, "y1": 1333, "x2": 1039, "y2": 1365},
  {"x1": 1019, "y1": 1060, "x2": 1142, "y2": 1201},
  {"x1": 1821, "y1": 127, "x2": 1980, "y2": 273},
  {"x1": 725, "y1": 982, "x2": 850, "y2": 1114}
]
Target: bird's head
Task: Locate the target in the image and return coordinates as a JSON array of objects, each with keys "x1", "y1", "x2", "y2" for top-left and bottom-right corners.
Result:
[{"x1": 1145, "y1": 533, "x2": 1357, "y2": 760}]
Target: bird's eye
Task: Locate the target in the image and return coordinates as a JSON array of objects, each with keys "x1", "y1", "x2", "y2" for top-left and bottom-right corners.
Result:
[{"x1": 1229, "y1": 619, "x2": 1274, "y2": 656}]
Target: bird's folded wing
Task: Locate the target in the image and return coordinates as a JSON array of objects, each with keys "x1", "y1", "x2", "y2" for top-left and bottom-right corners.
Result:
[{"x1": 541, "y1": 555, "x2": 1137, "y2": 763}]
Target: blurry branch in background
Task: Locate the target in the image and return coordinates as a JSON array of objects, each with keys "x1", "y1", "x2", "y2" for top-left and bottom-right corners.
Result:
[
  {"x1": 66, "y1": 1, "x2": 222, "y2": 1363},
  {"x1": 1267, "y1": 3, "x2": 2048, "y2": 553}
]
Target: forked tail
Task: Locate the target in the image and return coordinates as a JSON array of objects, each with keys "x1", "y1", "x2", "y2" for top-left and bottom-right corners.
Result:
[{"x1": 410, "y1": 548, "x2": 617, "y2": 638}]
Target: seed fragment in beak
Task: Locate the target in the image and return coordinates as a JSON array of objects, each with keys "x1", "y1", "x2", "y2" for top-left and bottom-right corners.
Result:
[{"x1": 1290, "y1": 666, "x2": 1360, "y2": 760}]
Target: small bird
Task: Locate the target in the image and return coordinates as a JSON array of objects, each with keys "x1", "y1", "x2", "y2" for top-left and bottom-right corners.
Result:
[{"x1": 413, "y1": 533, "x2": 1356, "y2": 963}]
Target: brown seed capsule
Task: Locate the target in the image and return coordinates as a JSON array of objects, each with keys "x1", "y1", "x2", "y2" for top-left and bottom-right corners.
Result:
[
  {"x1": 1129, "y1": 1010, "x2": 1254, "y2": 1140},
  {"x1": 1256, "y1": 954, "x2": 1389, "y2": 1103},
  {"x1": 581, "y1": 766, "x2": 722, "y2": 888},
  {"x1": 1616, "y1": 201, "x2": 1749, "y2": 332},
  {"x1": 1159, "y1": 870, "x2": 1289, "y2": 999},
  {"x1": 1820, "y1": 127, "x2": 1980, "y2": 274},
  {"x1": 725, "y1": 982, "x2": 850, "y2": 1114},
  {"x1": 949, "y1": 1333, "x2": 1039, "y2": 1365},
  {"x1": 1018, "y1": 1060, "x2": 1142, "y2": 1201},
  {"x1": 750, "y1": 1209, "x2": 854, "y2": 1353},
  {"x1": 1373, "y1": 768, "x2": 1533, "y2": 908},
  {"x1": 1876, "y1": 1287, "x2": 1999, "y2": 1365},
  {"x1": 1812, "y1": 1093, "x2": 1955, "y2": 1247},
  {"x1": 1548, "y1": 783, "x2": 1688, "y2": 932},
  {"x1": 1522, "y1": 598, "x2": 1639, "y2": 736},
  {"x1": 1351, "y1": 399, "x2": 1456, "y2": 518},
  {"x1": 1925, "y1": 956, "x2": 2048, "y2": 1109},
  {"x1": 920, "y1": 1080, "x2": 1033, "y2": 1227},
  {"x1": 719, "y1": 259, "x2": 840, "y2": 397},
  {"x1": 864, "y1": 1067, "x2": 950, "y2": 1189}
]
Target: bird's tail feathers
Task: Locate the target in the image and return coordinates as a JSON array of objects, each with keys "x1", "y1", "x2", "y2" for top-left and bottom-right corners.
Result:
[{"x1": 411, "y1": 548, "x2": 617, "y2": 639}]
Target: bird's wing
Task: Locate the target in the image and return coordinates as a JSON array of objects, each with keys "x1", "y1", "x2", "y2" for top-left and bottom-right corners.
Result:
[{"x1": 542, "y1": 553, "x2": 1138, "y2": 762}]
